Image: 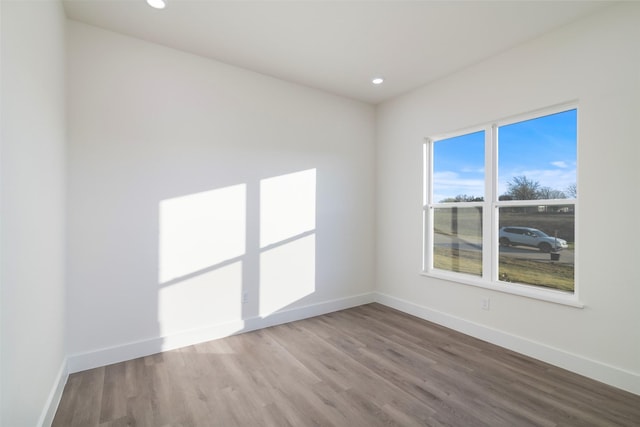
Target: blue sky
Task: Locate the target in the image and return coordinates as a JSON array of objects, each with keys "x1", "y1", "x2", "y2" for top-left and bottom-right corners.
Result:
[{"x1": 432, "y1": 109, "x2": 577, "y2": 202}]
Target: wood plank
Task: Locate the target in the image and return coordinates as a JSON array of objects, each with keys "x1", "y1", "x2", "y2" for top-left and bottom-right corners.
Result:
[{"x1": 52, "y1": 304, "x2": 640, "y2": 426}]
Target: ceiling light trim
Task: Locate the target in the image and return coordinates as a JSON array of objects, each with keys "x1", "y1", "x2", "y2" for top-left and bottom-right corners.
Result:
[{"x1": 146, "y1": 0, "x2": 166, "y2": 10}]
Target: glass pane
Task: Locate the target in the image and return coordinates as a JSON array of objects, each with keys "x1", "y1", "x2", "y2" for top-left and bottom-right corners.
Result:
[
  {"x1": 433, "y1": 131, "x2": 485, "y2": 203},
  {"x1": 498, "y1": 206, "x2": 574, "y2": 292},
  {"x1": 433, "y1": 206, "x2": 482, "y2": 276},
  {"x1": 498, "y1": 109, "x2": 577, "y2": 201}
]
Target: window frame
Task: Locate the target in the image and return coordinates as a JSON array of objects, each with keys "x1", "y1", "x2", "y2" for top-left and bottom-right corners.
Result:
[{"x1": 422, "y1": 103, "x2": 582, "y2": 308}]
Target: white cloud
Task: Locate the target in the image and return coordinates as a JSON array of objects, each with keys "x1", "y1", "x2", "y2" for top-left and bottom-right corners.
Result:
[
  {"x1": 551, "y1": 161, "x2": 568, "y2": 168},
  {"x1": 433, "y1": 171, "x2": 484, "y2": 201},
  {"x1": 461, "y1": 167, "x2": 485, "y2": 174},
  {"x1": 433, "y1": 171, "x2": 459, "y2": 180}
]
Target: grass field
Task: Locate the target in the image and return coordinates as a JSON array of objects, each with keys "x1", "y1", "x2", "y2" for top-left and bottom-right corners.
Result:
[
  {"x1": 433, "y1": 247, "x2": 482, "y2": 276},
  {"x1": 498, "y1": 256, "x2": 574, "y2": 291},
  {"x1": 433, "y1": 247, "x2": 574, "y2": 292}
]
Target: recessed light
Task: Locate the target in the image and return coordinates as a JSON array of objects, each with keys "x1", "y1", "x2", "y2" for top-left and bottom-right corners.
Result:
[
  {"x1": 146, "y1": 0, "x2": 166, "y2": 9},
  {"x1": 372, "y1": 77, "x2": 384, "y2": 85}
]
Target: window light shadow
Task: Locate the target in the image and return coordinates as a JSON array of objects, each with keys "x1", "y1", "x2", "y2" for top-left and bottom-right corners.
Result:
[
  {"x1": 156, "y1": 168, "x2": 317, "y2": 345},
  {"x1": 157, "y1": 184, "x2": 247, "y2": 338},
  {"x1": 259, "y1": 169, "x2": 316, "y2": 317},
  {"x1": 159, "y1": 184, "x2": 246, "y2": 284},
  {"x1": 158, "y1": 261, "x2": 244, "y2": 337}
]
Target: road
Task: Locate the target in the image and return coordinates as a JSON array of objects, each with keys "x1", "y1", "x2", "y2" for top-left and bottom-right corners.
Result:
[{"x1": 434, "y1": 233, "x2": 575, "y2": 265}]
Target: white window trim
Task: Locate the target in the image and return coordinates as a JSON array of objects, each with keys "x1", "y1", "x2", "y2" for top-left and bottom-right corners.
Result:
[{"x1": 422, "y1": 103, "x2": 582, "y2": 308}]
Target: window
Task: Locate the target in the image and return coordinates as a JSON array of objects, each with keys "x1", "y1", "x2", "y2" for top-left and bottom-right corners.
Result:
[{"x1": 424, "y1": 105, "x2": 577, "y2": 302}]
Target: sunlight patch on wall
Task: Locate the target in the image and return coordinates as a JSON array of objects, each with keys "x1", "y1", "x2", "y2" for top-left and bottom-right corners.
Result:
[
  {"x1": 259, "y1": 169, "x2": 317, "y2": 317},
  {"x1": 259, "y1": 234, "x2": 316, "y2": 317},
  {"x1": 158, "y1": 261, "x2": 243, "y2": 336},
  {"x1": 260, "y1": 169, "x2": 316, "y2": 247},
  {"x1": 159, "y1": 184, "x2": 246, "y2": 283}
]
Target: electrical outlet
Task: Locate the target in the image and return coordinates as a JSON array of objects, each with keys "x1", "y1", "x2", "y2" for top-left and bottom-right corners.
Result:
[{"x1": 481, "y1": 297, "x2": 490, "y2": 311}]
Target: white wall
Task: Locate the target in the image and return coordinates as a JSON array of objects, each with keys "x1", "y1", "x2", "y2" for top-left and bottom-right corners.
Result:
[
  {"x1": 66, "y1": 21, "x2": 375, "y2": 368},
  {"x1": 376, "y1": 3, "x2": 640, "y2": 394},
  {"x1": 0, "y1": 1, "x2": 68, "y2": 425}
]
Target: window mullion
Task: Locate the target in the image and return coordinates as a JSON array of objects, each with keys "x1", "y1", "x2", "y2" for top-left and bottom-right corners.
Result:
[
  {"x1": 482, "y1": 125, "x2": 496, "y2": 281},
  {"x1": 423, "y1": 139, "x2": 433, "y2": 272},
  {"x1": 425, "y1": 139, "x2": 433, "y2": 206}
]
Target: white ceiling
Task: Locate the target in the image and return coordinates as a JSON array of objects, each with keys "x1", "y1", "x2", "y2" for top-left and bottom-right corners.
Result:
[{"x1": 63, "y1": 0, "x2": 614, "y2": 104}]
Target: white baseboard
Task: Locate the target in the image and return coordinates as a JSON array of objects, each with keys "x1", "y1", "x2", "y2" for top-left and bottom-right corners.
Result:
[
  {"x1": 68, "y1": 292, "x2": 375, "y2": 374},
  {"x1": 374, "y1": 291, "x2": 640, "y2": 396},
  {"x1": 37, "y1": 358, "x2": 68, "y2": 427}
]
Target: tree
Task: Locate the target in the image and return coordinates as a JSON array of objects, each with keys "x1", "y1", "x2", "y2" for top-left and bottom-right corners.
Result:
[
  {"x1": 566, "y1": 183, "x2": 577, "y2": 198},
  {"x1": 537, "y1": 186, "x2": 566, "y2": 200},
  {"x1": 505, "y1": 175, "x2": 540, "y2": 200}
]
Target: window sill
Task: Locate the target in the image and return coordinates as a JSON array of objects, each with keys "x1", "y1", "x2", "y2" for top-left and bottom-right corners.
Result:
[{"x1": 420, "y1": 271, "x2": 584, "y2": 308}]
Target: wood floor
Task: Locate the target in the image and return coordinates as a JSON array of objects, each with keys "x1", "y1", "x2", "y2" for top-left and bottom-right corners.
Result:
[{"x1": 53, "y1": 303, "x2": 640, "y2": 427}]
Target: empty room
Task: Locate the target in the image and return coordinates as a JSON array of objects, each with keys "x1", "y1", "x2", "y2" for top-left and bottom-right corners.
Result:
[{"x1": 1, "y1": 0, "x2": 639, "y2": 426}]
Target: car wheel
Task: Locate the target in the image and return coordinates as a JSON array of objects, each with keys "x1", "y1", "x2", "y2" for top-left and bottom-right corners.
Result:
[
  {"x1": 539, "y1": 242, "x2": 552, "y2": 253},
  {"x1": 499, "y1": 237, "x2": 511, "y2": 246}
]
